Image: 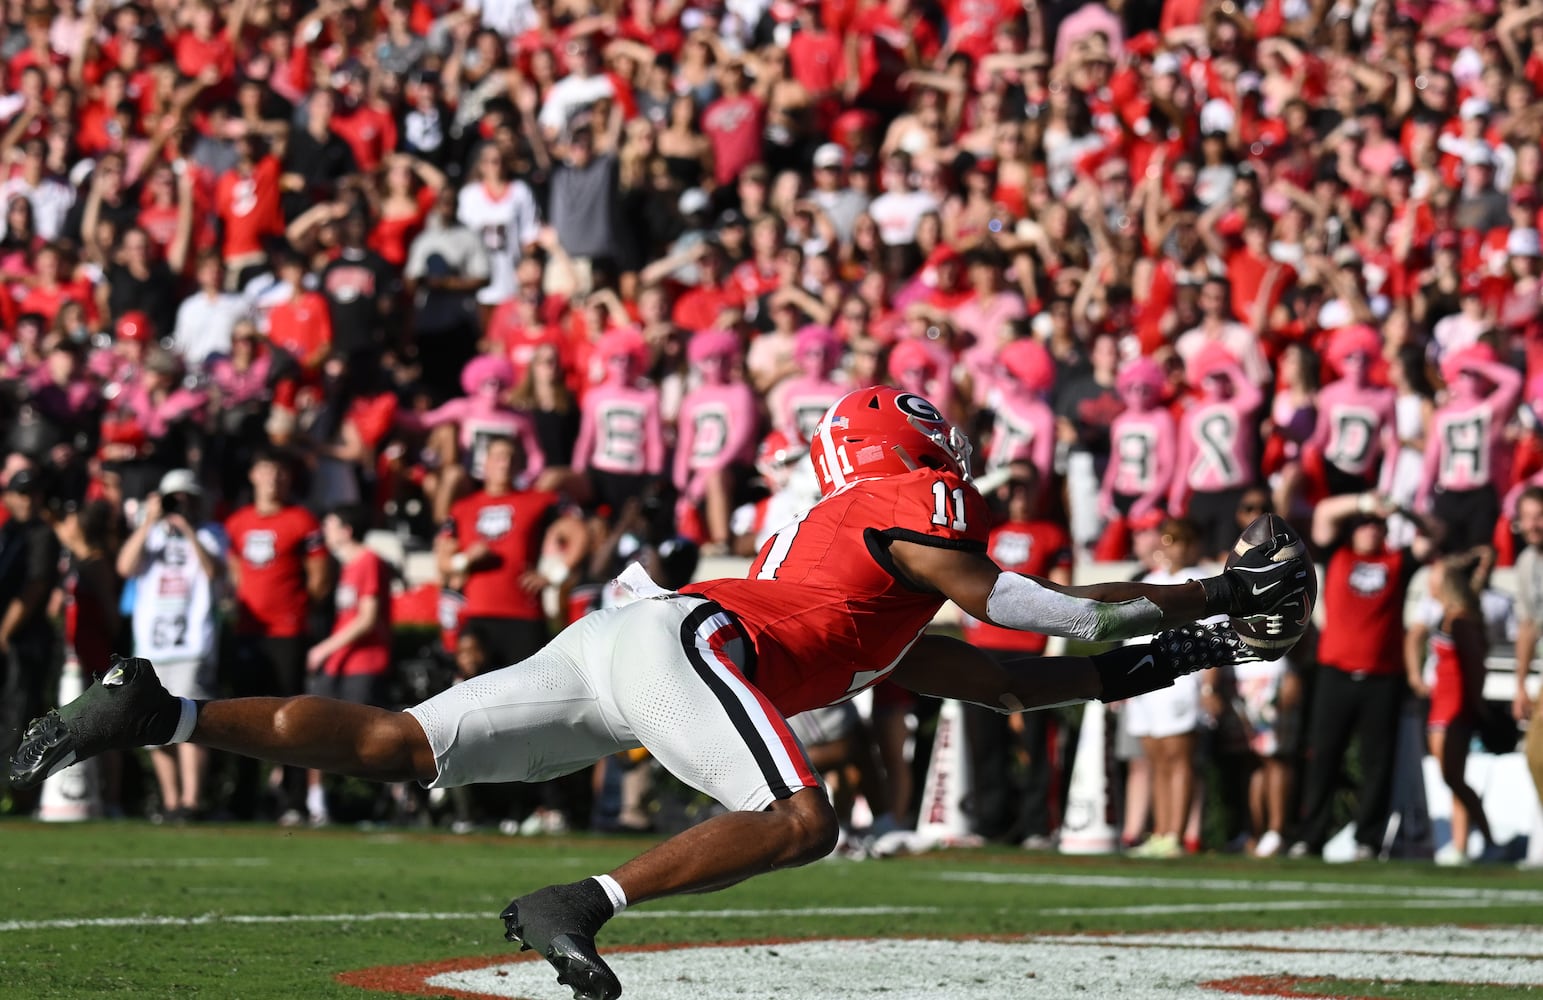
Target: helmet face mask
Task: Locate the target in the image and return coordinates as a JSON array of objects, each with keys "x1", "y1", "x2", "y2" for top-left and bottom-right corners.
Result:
[{"x1": 811, "y1": 388, "x2": 972, "y2": 496}]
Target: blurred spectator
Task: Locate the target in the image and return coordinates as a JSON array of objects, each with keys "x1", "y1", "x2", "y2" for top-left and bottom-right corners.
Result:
[
  {"x1": 960, "y1": 463, "x2": 1070, "y2": 847},
  {"x1": 1292, "y1": 492, "x2": 1434, "y2": 861},
  {"x1": 405, "y1": 186, "x2": 490, "y2": 398},
  {"x1": 1419, "y1": 553, "x2": 1499, "y2": 865},
  {"x1": 1510, "y1": 487, "x2": 1543, "y2": 843},
  {"x1": 0, "y1": 456, "x2": 60, "y2": 812},
  {"x1": 225, "y1": 449, "x2": 329, "y2": 823},
  {"x1": 303, "y1": 504, "x2": 394, "y2": 827},
  {"x1": 118, "y1": 470, "x2": 227, "y2": 822},
  {"x1": 1125, "y1": 517, "x2": 1213, "y2": 859},
  {"x1": 457, "y1": 144, "x2": 539, "y2": 317},
  {"x1": 172, "y1": 253, "x2": 251, "y2": 366}
]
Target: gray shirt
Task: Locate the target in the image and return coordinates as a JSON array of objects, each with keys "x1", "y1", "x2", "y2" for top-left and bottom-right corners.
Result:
[
  {"x1": 550, "y1": 154, "x2": 618, "y2": 261},
  {"x1": 1515, "y1": 546, "x2": 1543, "y2": 626},
  {"x1": 406, "y1": 219, "x2": 491, "y2": 332}
]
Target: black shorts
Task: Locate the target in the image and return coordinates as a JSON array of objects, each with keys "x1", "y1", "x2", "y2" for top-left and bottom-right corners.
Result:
[
  {"x1": 1188, "y1": 487, "x2": 1247, "y2": 560},
  {"x1": 1323, "y1": 463, "x2": 1375, "y2": 498},
  {"x1": 1432, "y1": 485, "x2": 1499, "y2": 552},
  {"x1": 306, "y1": 671, "x2": 389, "y2": 707},
  {"x1": 229, "y1": 635, "x2": 307, "y2": 698},
  {"x1": 1111, "y1": 491, "x2": 1138, "y2": 518},
  {"x1": 587, "y1": 470, "x2": 652, "y2": 517},
  {"x1": 463, "y1": 616, "x2": 550, "y2": 670}
]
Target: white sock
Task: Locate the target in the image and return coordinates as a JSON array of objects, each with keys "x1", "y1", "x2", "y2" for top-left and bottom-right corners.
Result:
[
  {"x1": 592, "y1": 874, "x2": 628, "y2": 915},
  {"x1": 307, "y1": 783, "x2": 328, "y2": 818},
  {"x1": 168, "y1": 698, "x2": 199, "y2": 745}
]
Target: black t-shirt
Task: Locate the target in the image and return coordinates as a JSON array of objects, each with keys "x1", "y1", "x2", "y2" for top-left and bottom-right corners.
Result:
[
  {"x1": 321, "y1": 248, "x2": 396, "y2": 354},
  {"x1": 105, "y1": 261, "x2": 180, "y2": 336},
  {"x1": 1054, "y1": 373, "x2": 1122, "y2": 457},
  {"x1": 282, "y1": 130, "x2": 357, "y2": 218},
  {"x1": 0, "y1": 515, "x2": 62, "y2": 641}
]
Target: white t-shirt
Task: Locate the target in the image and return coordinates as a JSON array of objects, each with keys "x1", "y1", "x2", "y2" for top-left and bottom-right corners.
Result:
[
  {"x1": 868, "y1": 190, "x2": 939, "y2": 246},
  {"x1": 457, "y1": 181, "x2": 540, "y2": 306},
  {"x1": 131, "y1": 522, "x2": 228, "y2": 665}
]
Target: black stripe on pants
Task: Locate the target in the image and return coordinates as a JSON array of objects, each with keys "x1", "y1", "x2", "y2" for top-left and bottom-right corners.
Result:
[{"x1": 677, "y1": 601, "x2": 795, "y2": 801}]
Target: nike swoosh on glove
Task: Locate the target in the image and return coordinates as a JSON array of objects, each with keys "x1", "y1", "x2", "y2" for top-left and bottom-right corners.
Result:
[{"x1": 1199, "y1": 551, "x2": 1310, "y2": 617}]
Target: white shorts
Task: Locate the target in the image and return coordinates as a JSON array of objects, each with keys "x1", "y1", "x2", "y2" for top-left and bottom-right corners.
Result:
[
  {"x1": 1124, "y1": 673, "x2": 1200, "y2": 740},
  {"x1": 154, "y1": 658, "x2": 216, "y2": 702},
  {"x1": 405, "y1": 594, "x2": 819, "y2": 813}
]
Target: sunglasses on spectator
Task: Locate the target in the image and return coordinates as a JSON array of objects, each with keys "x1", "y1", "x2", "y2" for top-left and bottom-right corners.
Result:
[{"x1": 1238, "y1": 502, "x2": 1267, "y2": 514}]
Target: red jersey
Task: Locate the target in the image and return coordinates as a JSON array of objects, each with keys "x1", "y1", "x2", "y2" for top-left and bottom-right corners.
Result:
[
  {"x1": 214, "y1": 156, "x2": 284, "y2": 258},
  {"x1": 442, "y1": 488, "x2": 559, "y2": 622},
  {"x1": 684, "y1": 468, "x2": 990, "y2": 716},
  {"x1": 325, "y1": 549, "x2": 392, "y2": 677},
  {"x1": 1317, "y1": 546, "x2": 1411, "y2": 676},
  {"x1": 961, "y1": 520, "x2": 1072, "y2": 654},
  {"x1": 226, "y1": 504, "x2": 324, "y2": 637}
]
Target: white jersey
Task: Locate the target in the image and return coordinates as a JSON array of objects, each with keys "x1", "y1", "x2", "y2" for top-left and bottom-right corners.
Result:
[
  {"x1": 131, "y1": 522, "x2": 228, "y2": 665},
  {"x1": 456, "y1": 181, "x2": 540, "y2": 306}
]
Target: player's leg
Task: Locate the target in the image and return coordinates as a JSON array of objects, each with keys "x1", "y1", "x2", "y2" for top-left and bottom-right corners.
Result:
[
  {"x1": 599, "y1": 598, "x2": 836, "y2": 902},
  {"x1": 7, "y1": 654, "x2": 438, "y2": 790}
]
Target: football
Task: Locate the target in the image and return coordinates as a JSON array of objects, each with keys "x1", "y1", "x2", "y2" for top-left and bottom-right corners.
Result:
[{"x1": 1226, "y1": 513, "x2": 1316, "y2": 657}]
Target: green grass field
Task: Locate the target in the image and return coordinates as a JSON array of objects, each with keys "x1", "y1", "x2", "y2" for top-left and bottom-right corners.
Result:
[{"x1": 1, "y1": 820, "x2": 1540, "y2": 1000}]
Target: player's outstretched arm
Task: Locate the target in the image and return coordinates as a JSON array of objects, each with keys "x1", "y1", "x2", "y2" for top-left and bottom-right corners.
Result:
[
  {"x1": 890, "y1": 630, "x2": 1260, "y2": 711},
  {"x1": 888, "y1": 540, "x2": 1305, "y2": 644}
]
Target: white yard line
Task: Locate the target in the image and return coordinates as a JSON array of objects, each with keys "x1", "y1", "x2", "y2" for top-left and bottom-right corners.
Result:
[
  {"x1": 1038, "y1": 898, "x2": 1543, "y2": 916},
  {"x1": 0, "y1": 856, "x2": 273, "y2": 868},
  {"x1": 936, "y1": 870, "x2": 1543, "y2": 902},
  {"x1": 0, "y1": 905, "x2": 937, "y2": 934}
]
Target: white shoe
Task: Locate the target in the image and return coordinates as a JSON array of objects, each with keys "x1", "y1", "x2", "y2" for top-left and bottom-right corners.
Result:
[
  {"x1": 1285, "y1": 840, "x2": 1313, "y2": 860},
  {"x1": 499, "y1": 818, "x2": 524, "y2": 836},
  {"x1": 278, "y1": 809, "x2": 304, "y2": 828},
  {"x1": 450, "y1": 820, "x2": 477, "y2": 835},
  {"x1": 1434, "y1": 843, "x2": 1470, "y2": 867},
  {"x1": 1254, "y1": 830, "x2": 1283, "y2": 858}
]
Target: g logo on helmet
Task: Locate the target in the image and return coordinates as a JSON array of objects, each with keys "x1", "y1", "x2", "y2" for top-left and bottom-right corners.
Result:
[{"x1": 895, "y1": 393, "x2": 944, "y2": 425}]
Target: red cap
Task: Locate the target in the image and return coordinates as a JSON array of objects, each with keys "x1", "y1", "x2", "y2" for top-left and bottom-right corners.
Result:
[
  {"x1": 1130, "y1": 509, "x2": 1167, "y2": 533},
  {"x1": 115, "y1": 310, "x2": 153, "y2": 343}
]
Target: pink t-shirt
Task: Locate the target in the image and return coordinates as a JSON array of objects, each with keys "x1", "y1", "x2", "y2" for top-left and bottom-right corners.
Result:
[
  {"x1": 1105, "y1": 408, "x2": 1177, "y2": 499},
  {"x1": 575, "y1": 383, "x2": 665, "y2": 475},
  {"x1": 674, "y1": 382, "x2": 758, "y2": 492}
]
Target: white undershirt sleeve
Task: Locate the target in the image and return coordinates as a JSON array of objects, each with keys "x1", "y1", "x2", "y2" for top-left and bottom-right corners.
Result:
[{"x1": 984, "y1": 572, "x2": 1168, "y2": 643}]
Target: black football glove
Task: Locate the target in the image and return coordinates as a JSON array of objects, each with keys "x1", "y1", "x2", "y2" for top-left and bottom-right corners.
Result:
[
  {"x1": 1092, "y1": 623, "x2": 1262, "y2": 703},
  {"x1": 1199, "y1": 543, "x2": 1310, "y2": 618}
]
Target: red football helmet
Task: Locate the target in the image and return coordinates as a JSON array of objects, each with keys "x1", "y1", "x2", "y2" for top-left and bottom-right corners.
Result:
[{"x1": 809, "y1": 386, "x2": 972, "y2": 496}]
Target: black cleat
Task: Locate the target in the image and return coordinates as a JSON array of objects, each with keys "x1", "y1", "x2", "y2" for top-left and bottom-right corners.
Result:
[
  {"x1": 501, "y1": 881, "x2": 621, "y2": 1000},
  {"x1": 8, "y1": 655, "x2": 182, "y2": 790}
]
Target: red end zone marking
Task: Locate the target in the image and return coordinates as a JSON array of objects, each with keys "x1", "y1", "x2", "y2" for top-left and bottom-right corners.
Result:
[
  {"x1": 1202, "y1": 975, "x2": 1522, "y2": 999},
  {"x1": 336, "y1": 937, "x2": 840, "y2": 1000}
]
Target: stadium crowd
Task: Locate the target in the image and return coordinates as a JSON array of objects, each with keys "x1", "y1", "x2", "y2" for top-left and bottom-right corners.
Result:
[{"x1": 1, "y1": 0, "x2": 1542, "y2": 861}]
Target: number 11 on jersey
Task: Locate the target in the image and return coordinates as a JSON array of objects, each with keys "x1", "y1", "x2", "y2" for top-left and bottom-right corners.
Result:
[{"x1": 931, "y1": 481, "x2": 967, "y2": 531}]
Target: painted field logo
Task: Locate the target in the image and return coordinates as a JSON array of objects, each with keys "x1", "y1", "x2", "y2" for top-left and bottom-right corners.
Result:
[{"x1": 338, "y1": 926, "x2": 1543, "y2": 1000}]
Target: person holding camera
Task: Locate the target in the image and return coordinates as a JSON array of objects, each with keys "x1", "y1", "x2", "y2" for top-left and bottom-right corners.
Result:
[{"x1": 117, "y1": 469, "x2": 227, "y2": 822}]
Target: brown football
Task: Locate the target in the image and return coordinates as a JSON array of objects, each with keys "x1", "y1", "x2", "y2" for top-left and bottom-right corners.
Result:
[{"x1": 1226, "y1": 513, "x2": 1315, "y2": 658}]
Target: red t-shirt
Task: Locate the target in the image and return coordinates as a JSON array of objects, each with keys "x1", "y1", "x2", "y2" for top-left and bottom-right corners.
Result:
[
  {"x1": 267, "y1": 291, "x2": 333, "y2": 367},
  {"x1": 442, "y1": 488, "x2": 560, "y2": 622},
  {"x1": 1317, "y1": 546, "x2": 1411, "y2": 676},
  {"x1": 173, "y1": 31, "x2": 234, "y2": 81},
  {"x1": 672, "y1": 283, "x2": 744, "y2": 332},
  {"x1": 332, "y1": 103, "x2": 398, "y2": 174},
  {"x1": 325, "y1": 549, "x2": 392, "y2": 677},
  {"x1": 685, "y1": 468, "x2": 990, "y2": 717},
  {"x1": 214, "y1": 156, "x2": 284, "y2": 259},
  {"x1": 701, "y1": 93, "x2": 764, "y2": 188},
  {"x1": 961, "y1": 520, "x2": 1073, "y2": 654},
  {"x1": 226, "y1": 504, "x2": 324, "y2": 637}
]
